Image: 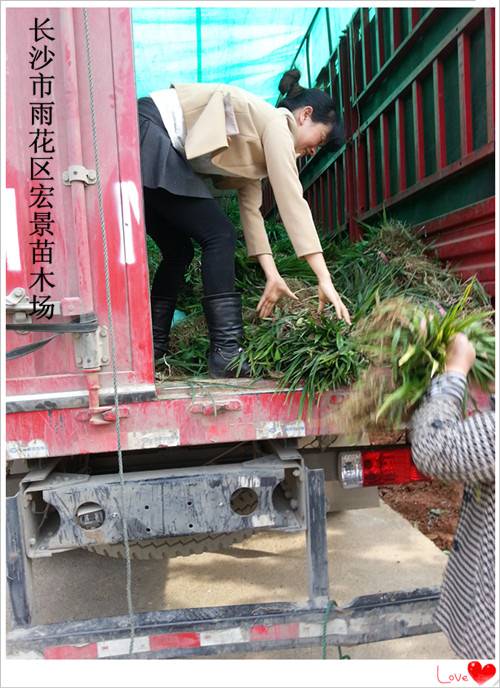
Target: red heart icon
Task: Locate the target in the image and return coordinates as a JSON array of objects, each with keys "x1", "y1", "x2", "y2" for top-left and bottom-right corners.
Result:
[{"x1": 468, "y1": 662, "x2": 496, "y2": 685}]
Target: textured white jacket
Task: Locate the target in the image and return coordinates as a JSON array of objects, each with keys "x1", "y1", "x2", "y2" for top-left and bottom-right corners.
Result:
[{"x1": 410, "y1": 372, "x2": 496, "y2": 659}]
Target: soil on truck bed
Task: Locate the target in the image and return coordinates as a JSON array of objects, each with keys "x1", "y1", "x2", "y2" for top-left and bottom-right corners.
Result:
[{"x1": 379, "y1": 480, "x2": 463, "y2": 551}]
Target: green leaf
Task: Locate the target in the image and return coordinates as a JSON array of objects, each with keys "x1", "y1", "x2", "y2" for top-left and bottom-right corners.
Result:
[{"x1": 398, "y1": 344, "x2": 416, "y2": 367}]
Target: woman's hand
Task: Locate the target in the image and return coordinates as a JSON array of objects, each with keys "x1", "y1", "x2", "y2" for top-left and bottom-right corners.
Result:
[
  {"x1": 445, "y1": 332, "x2": 476, "y2": 376},
  {"x1": 303, "y1": 252, "x2": 351, "y2": 325},
  {"x1": 257, "y1": 275, "x2": 298, "y2": 318},
  {"x1": 318, "y1": 279, "x2": 351, "y2": 324}
]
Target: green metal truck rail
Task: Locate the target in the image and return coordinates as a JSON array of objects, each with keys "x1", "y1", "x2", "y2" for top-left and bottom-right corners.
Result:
[{"x1": 263, "y1": 7, "x2": 495, "y2": 296}]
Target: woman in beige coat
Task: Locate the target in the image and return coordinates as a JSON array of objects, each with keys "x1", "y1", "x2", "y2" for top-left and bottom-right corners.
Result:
[{"x1": 138, "y1": 69, "x2": 351, "y2": 376}]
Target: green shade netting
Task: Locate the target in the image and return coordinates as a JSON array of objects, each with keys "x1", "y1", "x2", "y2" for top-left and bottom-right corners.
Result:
[{"x1": 132, "y1": 7, "x2": 354, "y2": 103}]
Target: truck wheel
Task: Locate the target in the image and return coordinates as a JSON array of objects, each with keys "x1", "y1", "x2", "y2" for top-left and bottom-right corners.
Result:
[{"x1": 86, "y1": 530, "x2": 255, "y2": 559}]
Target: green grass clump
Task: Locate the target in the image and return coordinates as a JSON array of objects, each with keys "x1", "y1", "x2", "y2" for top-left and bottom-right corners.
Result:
[{"x1": 151, "y1": 197, "x2": 493, "y2": 423}]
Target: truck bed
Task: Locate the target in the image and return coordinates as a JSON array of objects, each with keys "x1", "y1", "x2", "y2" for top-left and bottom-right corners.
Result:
[
  {"x1": 6, "y1": 377, "x2": 349, "y2": 461},
  {"x1": 8, "y1": 372, "x2": 491, "y2": 462}
]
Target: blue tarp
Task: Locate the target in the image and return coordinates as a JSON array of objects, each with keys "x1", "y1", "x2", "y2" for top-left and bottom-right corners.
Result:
[{"x1": 132, "y1": 7, "x2": 354, "y2": 103}]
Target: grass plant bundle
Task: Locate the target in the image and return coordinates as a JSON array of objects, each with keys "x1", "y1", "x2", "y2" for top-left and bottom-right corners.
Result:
[{"x1": 338, "y1": 281, "x2": 495, "y2": 431}]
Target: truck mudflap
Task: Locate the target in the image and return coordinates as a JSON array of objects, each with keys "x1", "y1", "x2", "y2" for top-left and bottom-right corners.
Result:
[{"x1": 8, "y1": 589, "x2": 440, "y2": 659}]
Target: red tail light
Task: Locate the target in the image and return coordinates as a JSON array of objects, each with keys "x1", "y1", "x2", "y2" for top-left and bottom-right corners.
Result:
[{"x1": 361, "y1": 447, "x2": 428, "y2": 487}]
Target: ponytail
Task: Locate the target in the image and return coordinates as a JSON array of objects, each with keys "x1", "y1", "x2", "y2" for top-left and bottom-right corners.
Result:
[{"x1": 277, "y1": 69, "x2": 344, "y2": 150}]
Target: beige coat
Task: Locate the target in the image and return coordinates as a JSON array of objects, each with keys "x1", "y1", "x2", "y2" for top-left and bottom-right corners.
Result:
[{"x1": 174, "y1": 83, "x2": 322, "y2": 258}]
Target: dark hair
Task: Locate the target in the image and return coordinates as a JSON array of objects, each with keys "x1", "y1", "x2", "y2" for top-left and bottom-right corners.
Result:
[{"x1": 277, "y1": 69, "x2": 344, "y2": 151}]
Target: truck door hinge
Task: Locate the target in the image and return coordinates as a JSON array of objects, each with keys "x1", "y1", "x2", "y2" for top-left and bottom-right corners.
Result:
[
  {"x1": 62, "y1": 165, "x2": 97, "y2": 186},
  {"x1": 6, "y1": 287, "x2": 61, "y2": 327},
  {"x1": 73, "y1": 326, "x2": 110, "y2": 369},
  {"x1": 188, "y1": 399, "x2": 242, "y2": 415}
]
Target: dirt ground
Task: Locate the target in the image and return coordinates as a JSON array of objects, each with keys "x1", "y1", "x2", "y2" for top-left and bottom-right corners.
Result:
[{"x1": 379, "y1": 479, "x2": 463, "y2": 551}]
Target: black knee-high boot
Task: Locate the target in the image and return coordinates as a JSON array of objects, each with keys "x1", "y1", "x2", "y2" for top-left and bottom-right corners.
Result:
[
  {"x1": 202, "y1": 292, "x2": 251, "y2": 378},
  {"x1": 150, "y1": 296, "x2": 177, "y2": 360}
]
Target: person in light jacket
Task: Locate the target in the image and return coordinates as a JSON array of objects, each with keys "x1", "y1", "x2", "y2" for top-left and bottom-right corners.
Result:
[
  {"x1": 138, "y1": 69, "x2": 351, "y2": 376},
  {"x1": 410, "y1": 333, "x2": 495, "y2": 659}
]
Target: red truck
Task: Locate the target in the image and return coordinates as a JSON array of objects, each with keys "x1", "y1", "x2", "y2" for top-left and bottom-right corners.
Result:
[{"x1": 5, "y1": 7, "x2": 494, "y2": 658}]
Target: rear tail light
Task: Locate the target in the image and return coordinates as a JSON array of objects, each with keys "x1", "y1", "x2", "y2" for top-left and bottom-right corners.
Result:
[{"x1": 339, "y1": 447, "x2": 428, "y2": 489}]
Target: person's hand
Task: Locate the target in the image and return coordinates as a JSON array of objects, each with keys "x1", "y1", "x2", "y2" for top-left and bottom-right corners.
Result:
[
  {"x1": 257, "y1": 275, "x2": 298, "y2": 318},
  {"x1": 445, "y1": 332, "x2": 476, "y2": 376},
  {"x1": 317, "y1": 279, "x2": 352, "y2": 324}
]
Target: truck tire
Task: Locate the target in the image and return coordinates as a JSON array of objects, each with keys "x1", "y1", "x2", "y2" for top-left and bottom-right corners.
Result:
[{"x1": 86, "y1": 530, "x2": 255, "y2": 560}]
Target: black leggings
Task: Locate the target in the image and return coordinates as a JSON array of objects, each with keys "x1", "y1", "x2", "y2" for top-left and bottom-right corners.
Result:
[{"x1": 143, "y1": 186, "x2": 237, "y2": 299}]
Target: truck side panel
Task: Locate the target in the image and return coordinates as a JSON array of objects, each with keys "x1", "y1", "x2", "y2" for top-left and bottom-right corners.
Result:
[{"x1": 263, "y1": 7, "x2": 496, "y2": 297}]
